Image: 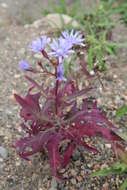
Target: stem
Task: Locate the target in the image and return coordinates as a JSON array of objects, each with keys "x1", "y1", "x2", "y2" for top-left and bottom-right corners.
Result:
[
  {"x1": 55, "y1": 67, "x2": 59, "y2": 115},
  {"x1": 55, "y1": 80, "x2": 59, "y2": 115}
]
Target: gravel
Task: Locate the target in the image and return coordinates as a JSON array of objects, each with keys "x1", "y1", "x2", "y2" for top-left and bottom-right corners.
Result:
[
  {"x1": 0, "y1": 146, "x2": 8, "y2": 159},
  {"x1": 0, "y1": 0, "x2": 127, "y2": 189}
]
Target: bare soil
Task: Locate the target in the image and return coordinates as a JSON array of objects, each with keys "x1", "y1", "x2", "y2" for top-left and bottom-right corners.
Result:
[{"x1": 0, "y1": 0, "x2": 127, "y2": 190}]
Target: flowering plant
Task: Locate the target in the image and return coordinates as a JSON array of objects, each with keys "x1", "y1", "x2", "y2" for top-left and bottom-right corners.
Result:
[{"x1": 14, "y1": 30, "x2": 122, "y2": 179}]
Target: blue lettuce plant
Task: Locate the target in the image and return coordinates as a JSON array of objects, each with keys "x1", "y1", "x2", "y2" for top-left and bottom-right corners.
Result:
[{"x1": 13, "y1": 30, "x2": 123, "y2": 179}]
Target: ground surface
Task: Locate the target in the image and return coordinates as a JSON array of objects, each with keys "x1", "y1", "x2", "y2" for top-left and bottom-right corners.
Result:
[{"x1": 0, "y1": 0, "x2": 127, "y2": 190}]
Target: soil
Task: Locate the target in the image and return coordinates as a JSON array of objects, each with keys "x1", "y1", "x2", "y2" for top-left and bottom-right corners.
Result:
[{"x1": 0, "y1": 0, "x2": 127, "y2": 190}]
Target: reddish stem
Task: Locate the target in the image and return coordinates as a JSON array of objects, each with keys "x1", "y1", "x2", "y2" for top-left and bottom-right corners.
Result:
[{"x1": 55, "y1": 67, "x2": 59, "y2": 115}]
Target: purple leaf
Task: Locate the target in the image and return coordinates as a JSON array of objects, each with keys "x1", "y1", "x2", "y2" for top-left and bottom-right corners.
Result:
[
  {"x1": 62, "y1": 142, "x2": 76, "y2": 168},
  {"x1": 14, "y1": 92, "x2": 41, "y2": 121},
  {"x1": 14, "y1": 130, "x2": 57, "y2": 160},
  {"x1": 46, "y1": 133, "x2": 62, "y2": 176}
]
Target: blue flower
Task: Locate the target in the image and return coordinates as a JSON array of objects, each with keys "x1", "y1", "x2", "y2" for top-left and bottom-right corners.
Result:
[
  {"x1": 30, "y1": 36, "x2": 50, "y2": 53},
  {"x1": 50, "y1": 37, "x2": 74, "y2": 63},
  {"x1": 19, "y1": 60, "x2": 30, "y2": 71},
  {"x1": 62, "y1": 29, "x2": 85, "y2": 47},
  {"x1": 56, "y1": 63, "x2": 66, "y2": 81}
]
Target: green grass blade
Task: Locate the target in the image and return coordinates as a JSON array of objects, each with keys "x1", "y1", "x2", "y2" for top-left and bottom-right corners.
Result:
[
  {"x1": 116, "y1": 105, "x2": 127, "y2": 119},
  {"x1": 120, "y1": 179, "x2": 127, "y2": 190}
]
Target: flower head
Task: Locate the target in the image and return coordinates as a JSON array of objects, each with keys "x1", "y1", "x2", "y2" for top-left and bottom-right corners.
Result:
[
  {"x1": 19, "y1": 60, "x2": 30, "y2": 71},
  {"x1": 30, "y1": 36, "x2": 50, "y2": 53},
  {"x1": 57, "y1": 63, "x2": 66, "y2": 81},
  {"x1": 50, "y1": 37, "x2": 74, "y2": 63},
  {"x1": 62, "y1": 29, "x2": 85, "y2": 47}
]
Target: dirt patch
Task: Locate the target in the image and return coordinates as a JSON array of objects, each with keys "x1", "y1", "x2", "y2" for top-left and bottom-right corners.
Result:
[{"x1": 0, "y1": 1, "x2": 127, "y2": 190}]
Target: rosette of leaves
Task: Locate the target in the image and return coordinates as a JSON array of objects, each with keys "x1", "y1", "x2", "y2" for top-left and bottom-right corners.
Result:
[{"x1": 13, "y1": 76, "x2": 123, "y2": 179}]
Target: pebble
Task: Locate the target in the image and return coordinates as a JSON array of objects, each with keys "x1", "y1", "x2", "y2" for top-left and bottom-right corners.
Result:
[
  {"x1": 75, "y1": 160, "x2": 81, "y2": 166},
  {"x1": 93, "y1": 164, "x2": 100, "y2": 171},
  {"x1": 103, "y1": 182, "x2": 109, "y2": 189},
  {"x1": 0, "y1": 3, "x2": 8, "y2": 8},
  {"x1": 87, "y1": 163, "x2": 92, "y2": 168},
  {"x1": 72, "y1": 151, "x2": 80, "y2": 161},
  {"x1": 44, "y1": 13, "x2": 79, "y2": 29},
  {"x1": 0, "y1": 146, "x2": 8, "y2": 159},
  {"x1": 101, "y1": 163, "x2": 109, "y2": 170},
  {"x1": 76, "y1": 176, "x2": 83, "y2": 182},
  {"x1": 105, "y1": 144, "x2": 111, "y2": 148},
  {"x1": 49, "y1": 177, "x2": 57, "y2": 190},
  {"x1": 115, "y1": 95, "x2": 122, "y2": 105},
  {"x1": 34, "y1": 53, "x2": 42, "y2": 59},
  {"x1": 70, "y1": 169, "x2": 77, "y2": 177},
  {"x1": 113, "y1": 74, "x2": 118, "y2": 79},
  {"x1": 71, "y1": 178, "x2": 77, "y2": 185},
  {"x1": 80, "y1": 170, "x2": 85, "y2": 176},
  {"x1": 90, "y1": 70, "x2": 95, "y2": 76},
  {"x1": 60, "y1": 168, "x2": 65, "y2": 174}
]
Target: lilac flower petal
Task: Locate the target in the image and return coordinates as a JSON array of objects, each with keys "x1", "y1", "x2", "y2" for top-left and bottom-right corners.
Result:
[
  {"x1": 30, "y1": 36, "x2": 50, "y2": 53},
  {"x1": 49, "y1": 37, "x2": 74, "y2": 63},
  {"x1": 19, "y1": 60, "x2": 30, "y2": 71},
  {"x1": 62, "y1": 30, "x2": 85, "y2": 47}
]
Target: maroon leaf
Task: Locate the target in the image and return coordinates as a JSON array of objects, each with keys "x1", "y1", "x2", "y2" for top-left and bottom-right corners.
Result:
[
  {"x1": 14, "y1": 130, "x2": 57, "y2": 160},
  {"x1": 62, "y1": 142, "x2": 76, "y2": 168},
  {"x1": 14, "y1": 92, "x2": 41, "y2": 121},
  {"x1": 46, "y1": 134, "x2": 62, "y2": 176}
]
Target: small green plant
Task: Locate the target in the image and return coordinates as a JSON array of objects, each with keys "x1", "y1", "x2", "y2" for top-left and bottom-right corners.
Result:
[
  {"x1": 42, "y1": 0, "x2": 80, "y2": 18},
  {"x1": 116, "y1": 1, "x2": 127, "y2": 25},
  {"x1": 91, "y1": 142, "x2": 127, "y2": 190},
  {"x1": 116, "y1": 105, "x2": 127, "y2": 119},
  {"x1": 42, "y1": 1, "x2": 127, "y2": 71},
  {"x1": 81, "y1": 1, "x2": 116, "y2": 71}
]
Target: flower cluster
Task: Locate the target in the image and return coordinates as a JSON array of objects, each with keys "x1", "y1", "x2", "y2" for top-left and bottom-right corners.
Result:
[{"x1": 19, "y1": 30, "x2": 85, "y2": 81}]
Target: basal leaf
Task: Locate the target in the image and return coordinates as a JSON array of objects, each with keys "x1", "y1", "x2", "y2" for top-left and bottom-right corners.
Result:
[
  {"x1": 46, "y1": 133, "x2": 62, "y2": 176},
  {"x1": 62, "y1": 142, "x2": 76, "y2": 168}
]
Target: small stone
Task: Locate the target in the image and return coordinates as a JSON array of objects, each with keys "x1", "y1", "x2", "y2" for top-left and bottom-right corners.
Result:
[
  {"x1": 1, "y1": 3, "x2": 8, "y2": 8},
  {"x1": 60, "y1": 168, "x2": 65, "y2": 174},
  {"x1": 0, "y1": 146, "x2": 8, "y2": 159},
  {"x1": 0, "y1": 158, "x2": 3, "y2": 162},
  {"x1": 19, "y1": 48, "x2": 25, "y2": 55},
  {"x1": 113, "y1": 74, "x2": 118, "y2": 79},
  {"x1": 101, "y1": 163, "x2": 108, "y2": 170},
  {"x1": 93, "y1": 164, "x2": 100, "y2": 171},
  {"x1": 70, "y1": 169, "x2": 77, "y2": 177},
  {"x1": 90, "y1": 70, "x2": 95, "y2": 76},
  {"x1": 50, "y1": 177, "x2": 57, "y2": 190},
  {"x1": 44, "y1": 13, "x2": 79, "y2": 29},
  {"x1": 80, "y1": 170, "x2": 85, "y2": 176},
  {"x1": 14, "y1": 74, "x2": 21, "y2": 79},
  {"x1": 71, "y1": 178, "x2": 77, "y2": 185},
  {"x1": 103, "y1": 182, "x2": 109, "y2": 189},
  {"x1": 34, "y1": 53, "x2": 42, "y2": 59},
  {"x1": 115, "y1": 96, "x2": 121, "y2": 105},
  {"x1": 76, "y1": 176, "x2": 82, "y2": 182},
  {"x1": 105, "y1": 144, "x2": 111, "y2": 148},
  {"x1": 87, "y1": 163, "x2": 92, "y2": 168},
  {"x1": 75, "y1": 160, "x2": 80, "y2": 166}
]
